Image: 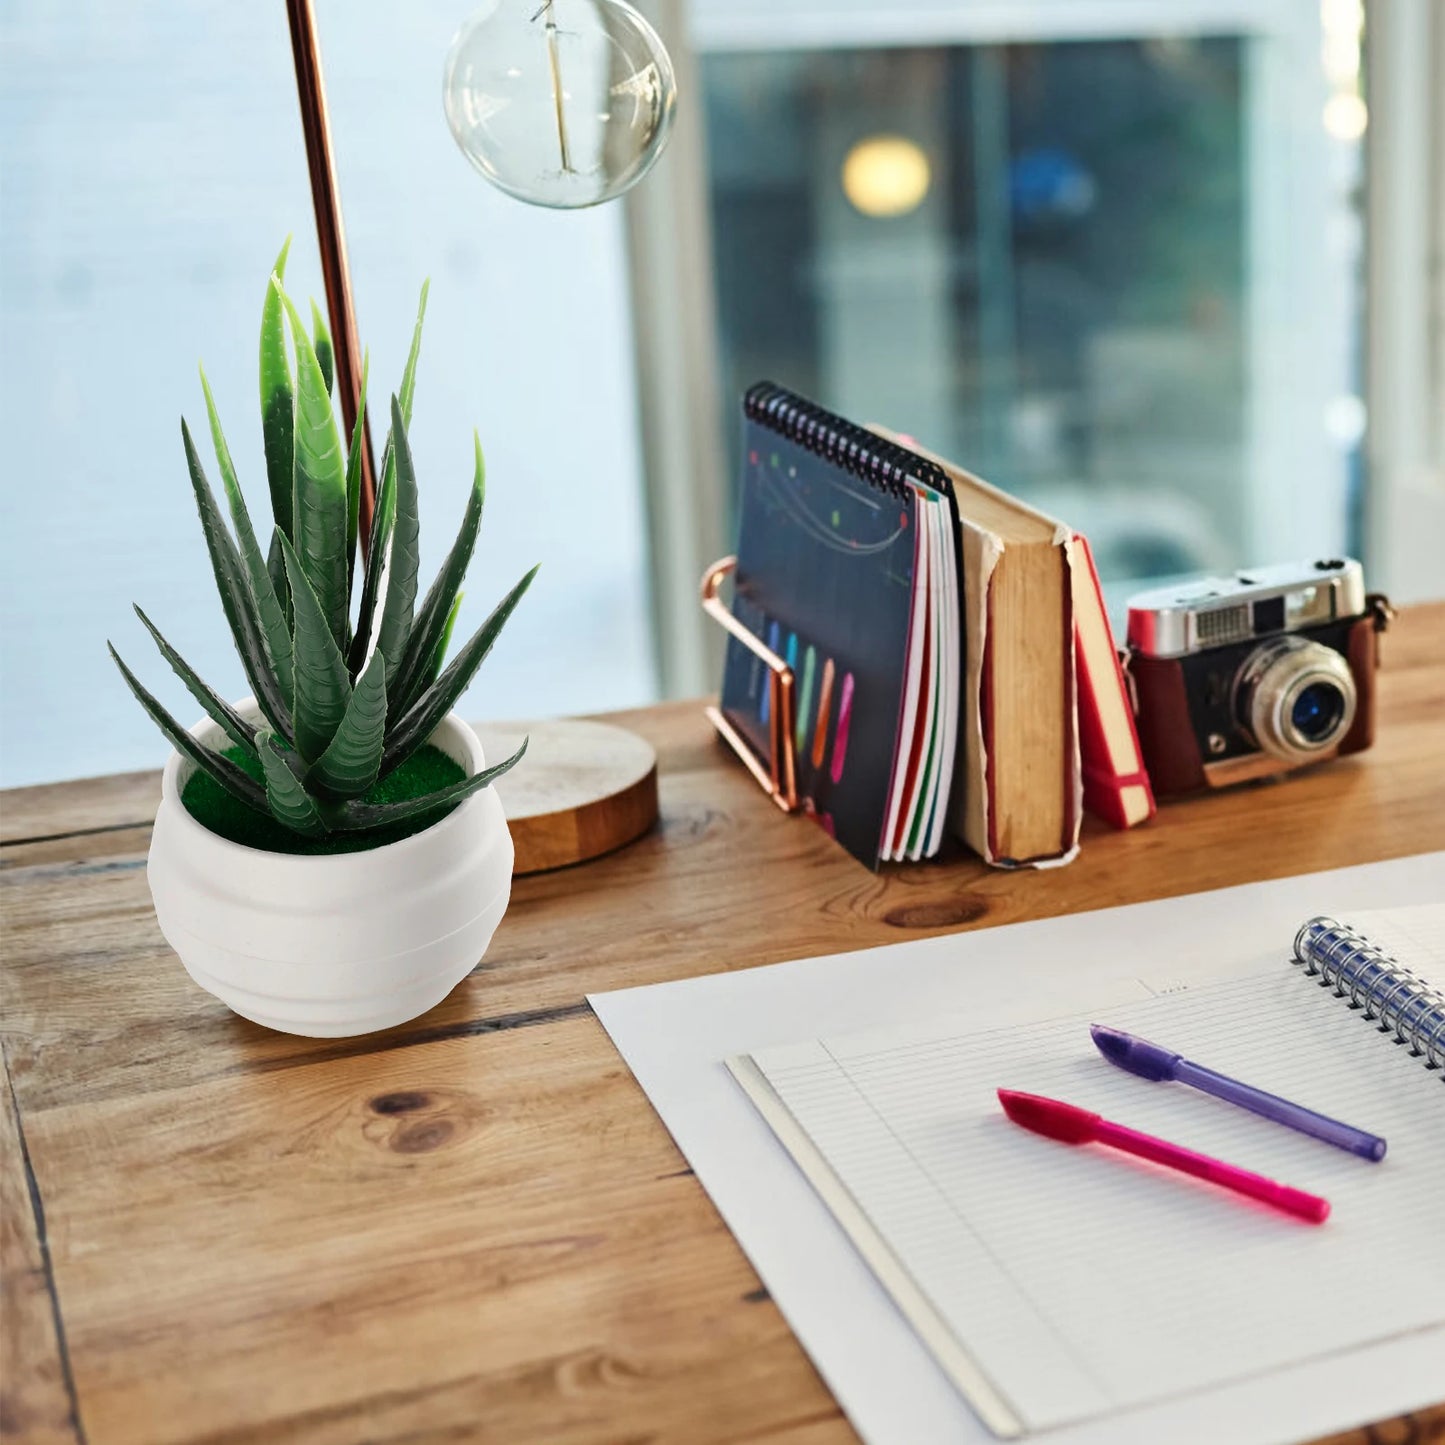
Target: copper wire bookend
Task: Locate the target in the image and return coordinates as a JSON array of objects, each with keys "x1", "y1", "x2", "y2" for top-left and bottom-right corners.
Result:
[{"x1": 700, "y1": 558, "x2": 799, "y2": 812}]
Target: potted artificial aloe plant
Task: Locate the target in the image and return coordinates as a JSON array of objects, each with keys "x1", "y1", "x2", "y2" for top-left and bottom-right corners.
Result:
[{"x1": 109, "y1": 242, "x2": 536, "y2": 1037}]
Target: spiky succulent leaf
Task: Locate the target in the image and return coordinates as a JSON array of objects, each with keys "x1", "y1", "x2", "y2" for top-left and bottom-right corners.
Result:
[
  {"x1": 276, "y1": 282, "x2": 348, "y2": 651},
  {"x1": 375, "y1": 279, "x2": 429, "y2": 497},
  {"x1": 375, "y1": 395, "x2": 421, "y2": 706},
  {"x1": 347, "y1": 458, "x2": 394, "y2": 679},
  {"x1": 390, "y1": 283, "x2": 427, "y2": 450},
  {"x1": 133, "y1": 606, "x2": 257, "y2": 756},
  {"x1": 278, "y1": 531, "x2": 352, "y2": 765},
  {"x1": 199, "y1": 366, "x2": 294, "y2": 703},
  {"x1": 181, "y1": 421, "x2": 292, "y2": 740},
  {"x1": 348, "y1": 285, "x2": 425, "y2": 675},
  {"x1": 344, "y1": 350, "x2": 370, "y2": 589},
  {"x1": 259, "y1": 237, "x2": 294, "y2": 536},
  {"x1": 309, "y1": 650, "x2": 387, "y2": 798},
  {"x1": 391, "y1": 431, "x2": 484, "y2": 717},
  {"x1": 108, "y1": 643, "x2": 268, "y2": 813},
  {"x1": 267, "y1": 529, "x2": 291, "y2": 628},
  {"x1": 399, "y1": 280, "x2": 428, "y2": 420},
  {"x1": 430, "y1": 591, "x2": 464, "y2": 690},
  {"x1": 325, "y1": 738, "x2": 526, "y2": 834},
  {"x1": 381, "y1": 564, "x2": 538, "y2": 773},
  {"x1": 310, "y1": 299, "x2": 334, "y2": 396},
  {"x1": 257, "y1": 730, "x2": 329, "y2": 838}
]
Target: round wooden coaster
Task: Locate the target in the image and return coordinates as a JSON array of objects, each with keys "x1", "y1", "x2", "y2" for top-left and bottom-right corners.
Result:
[{"x1": 474, "y1": 718, "x2": 659, "y2": 875}]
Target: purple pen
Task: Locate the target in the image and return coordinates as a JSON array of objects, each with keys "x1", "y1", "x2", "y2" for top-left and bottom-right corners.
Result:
[{"x1": 1089, "y1": 1024, "x2": 1387, "y2": 1161}]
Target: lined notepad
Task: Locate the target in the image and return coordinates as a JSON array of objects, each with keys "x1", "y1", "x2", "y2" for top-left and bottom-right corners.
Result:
[
  {"x1": 1341, "y1": 906, "x2": 1444, "y2": 991},
  {"x1": 730, "y1": 907, "x2": 1445, "y2": 1438}
]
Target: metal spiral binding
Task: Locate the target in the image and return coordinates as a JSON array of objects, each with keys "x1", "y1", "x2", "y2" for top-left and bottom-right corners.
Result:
[
  {"x1": 1292, "y1": 917, "x2": 1445, "y2": 1073},
  {"x1": 744, "y1": 380, "x2": 951, "y2": 502}
]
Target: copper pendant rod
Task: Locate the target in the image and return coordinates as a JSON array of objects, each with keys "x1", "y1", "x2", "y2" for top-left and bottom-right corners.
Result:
[{"x1": 285, "y1": 0, "x2": 378, "y2": 551}]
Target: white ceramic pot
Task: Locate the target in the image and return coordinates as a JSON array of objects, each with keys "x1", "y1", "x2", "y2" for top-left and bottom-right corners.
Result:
[{"x1": 148, "y1": 700, "x2": 513, "y2": 1037}]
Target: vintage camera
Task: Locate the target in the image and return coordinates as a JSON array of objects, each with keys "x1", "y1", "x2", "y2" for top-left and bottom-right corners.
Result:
[{"x1": 1125, "y1": 559, "x2": 1389, "y2": 797}]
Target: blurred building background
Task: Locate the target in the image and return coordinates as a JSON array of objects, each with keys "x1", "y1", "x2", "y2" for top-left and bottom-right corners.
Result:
[{"x1": 2, "y1": 0, "x2": 1441, "y2": 786}]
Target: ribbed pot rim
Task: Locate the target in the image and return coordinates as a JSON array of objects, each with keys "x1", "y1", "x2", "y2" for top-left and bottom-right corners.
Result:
[{"x1": 158, "y1": 698, "x2": 490, "y2": 870}]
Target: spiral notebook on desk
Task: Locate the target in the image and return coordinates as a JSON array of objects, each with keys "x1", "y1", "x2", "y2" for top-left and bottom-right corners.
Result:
[
  {"x1": 729, "y1": 903, "x2": 1445, "y2": 1438},
  {"x1": 718, "y1": 384, "x2": 962, "y2": 869}
]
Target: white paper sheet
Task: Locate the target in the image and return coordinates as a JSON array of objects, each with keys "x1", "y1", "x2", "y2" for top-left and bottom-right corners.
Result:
[
  {"x1": 589, "y1": 853, "x2": 1445, "y2": 1445},
  {"x1": 736, "y1": 938, "x2": 1445, "y2": 1434}
]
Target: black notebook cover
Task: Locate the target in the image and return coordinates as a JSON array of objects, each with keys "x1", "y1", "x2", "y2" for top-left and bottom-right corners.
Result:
[{"x1": 720, "y1": 384, "x2": 957, "y2": 868}]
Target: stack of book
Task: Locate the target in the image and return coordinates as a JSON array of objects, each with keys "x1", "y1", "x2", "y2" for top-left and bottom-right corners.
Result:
[{"x1": 715, "y1": 383, "x2": 1154, "y2": 871}]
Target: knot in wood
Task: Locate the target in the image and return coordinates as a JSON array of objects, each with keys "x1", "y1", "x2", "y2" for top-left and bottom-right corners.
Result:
[
  {"x1": 368, "y1": 1091, "x2": 432, "y2": 1115},
  {"x1": 390, "y1": 1118, "x2": 455, "y2": 1154},
  {"x1": 359, "y1": 1088, "x2": 482, "y2": 1158},
  {"x1": 882, "y1": 897, "x2": 989, "y2": 930}
]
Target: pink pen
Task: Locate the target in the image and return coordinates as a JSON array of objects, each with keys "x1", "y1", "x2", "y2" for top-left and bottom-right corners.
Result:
[
  {"x1": 830, "y1": 672, "x2": 856, "y2": 784},
  {"x1": 998, "y1": 1089, "x2": 1330, "y2": 1224}
]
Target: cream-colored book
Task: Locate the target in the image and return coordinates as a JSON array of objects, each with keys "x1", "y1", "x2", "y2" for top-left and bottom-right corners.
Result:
[{"x1": 873, "y1": 430, "x2": 1081, "y2": 866}]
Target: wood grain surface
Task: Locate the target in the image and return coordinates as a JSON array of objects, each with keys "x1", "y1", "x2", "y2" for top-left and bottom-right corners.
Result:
[
  {"x1": 2, "y1": 603, "x2": 1443, "y2": 1445},
  {"x1": 475, "y1": 719, "x2": 659, "y2": 875}
]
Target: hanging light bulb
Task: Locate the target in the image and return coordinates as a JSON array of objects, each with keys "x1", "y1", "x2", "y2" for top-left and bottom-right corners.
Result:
[{"x1": 443, "y1": 0, "x2": 678, "y2": 209}]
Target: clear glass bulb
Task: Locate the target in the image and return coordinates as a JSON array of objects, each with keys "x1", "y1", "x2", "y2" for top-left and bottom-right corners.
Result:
[{"x1": 443, "y1": 0, "x2": 678, "y2": 209}]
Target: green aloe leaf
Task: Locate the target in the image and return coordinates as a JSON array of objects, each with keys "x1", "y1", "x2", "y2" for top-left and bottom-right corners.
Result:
[
  {"x1": 375, "y1": 395, "x2": 421, "y2": 707},
  {"x1": 108, "y1": 644, "x2": 268, "y2": 813},
  {"x1": 343, "y1": 346, "x2": 372, "y2": 589},
  {"x1": 399, "y1": 280, "x2": 428, "y2": 421},
  {"x1": 310, "y1": 299, "x2": 334, "y2": 396},
  {"x1": 199, "y1": 366, "x2": 294, "y2": 703},
  {"x1": 381, "y1": 563, "x2": 538, "y2": 773},
  {"x1": 346, "y1": 460, "x2": 394, "y2": 679},
  {"x1": 133, "y1": 606, "x2": 257, "y2": 756},
  {"x1": 309, "y1": 649, "x2": 387, "y2": 799},
  {"x1": 326, "y1": 738, "x2": 526, "y2": 834},
  {"x1": 276, "y1": 282, "x2": 349, "y2": 651},
  {"x1": 267, "y1": 529, "x2": 292, "y2": 628},
  {"x1": 258, "y1": 730, "x2": 329, "y2": 838},
  {"x1": 347, "y1": 284, "x2": 425, "y2": 677},
  {"x1": 375, "y1": 280, "x2": 429, "y2": 499},
  {"x1": 429, "y1": 591, "x2": 464, "y2": 690},
  {"x1": 259, "y1": 236, "x2": 294, "y2": 537},
  {"x1": 278, "y1": 530, "x2": 352, "y2": 765},
  {"x1": 182, "y1": 421, "x2": 292, "y2": 741},
  {"x1": 391, "y1": 431, "x2": 484, "y2": 717},
  {"x1": 344, "y1": 349, "x2": 370, "y2": 594}
]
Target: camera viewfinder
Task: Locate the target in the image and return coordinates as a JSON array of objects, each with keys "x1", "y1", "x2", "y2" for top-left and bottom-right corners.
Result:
[{"x1": 1253, "y1": 596, "x2": 1286, "y2": 634}]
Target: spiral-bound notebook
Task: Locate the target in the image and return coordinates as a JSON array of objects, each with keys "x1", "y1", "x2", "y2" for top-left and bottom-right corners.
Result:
[
  {"x1": 729, "y1": 903, "x2": 1445, "y2": 1438},
  {"x1": 719, "y1": 384, "x2": 962, "y2": 868}
]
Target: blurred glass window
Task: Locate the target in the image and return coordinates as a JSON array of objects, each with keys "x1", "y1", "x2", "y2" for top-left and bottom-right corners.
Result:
[
  {"x1": 696, "y1": 6, "x2": 1363, "y2": 597},
  {"x1": 0, "y1": 2, "x2": 656, "y2": 788}
]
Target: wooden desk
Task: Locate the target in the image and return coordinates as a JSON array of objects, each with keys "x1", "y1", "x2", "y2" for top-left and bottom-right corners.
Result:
[{"x1": 3, "y1": 603, "x2": 1443, "y2": 1445}]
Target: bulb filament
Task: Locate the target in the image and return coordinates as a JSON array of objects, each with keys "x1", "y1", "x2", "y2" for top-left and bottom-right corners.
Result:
[{"x1": 533, "y1": 1, "x2": 575, "y2": 174}]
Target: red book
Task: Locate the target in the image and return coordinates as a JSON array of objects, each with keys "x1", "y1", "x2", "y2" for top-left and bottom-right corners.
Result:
[{"x1": 1073, "y1": 535, "x2": 1156, "y2": 829}]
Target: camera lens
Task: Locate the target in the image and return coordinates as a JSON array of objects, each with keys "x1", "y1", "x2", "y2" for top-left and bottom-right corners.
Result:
[
  {"x1": 1291, "y1": 682, "x2": 1345, "y2": 743},
  {"x1": 1235, "y1": 636, "x2": 1357, "y2": 764}
]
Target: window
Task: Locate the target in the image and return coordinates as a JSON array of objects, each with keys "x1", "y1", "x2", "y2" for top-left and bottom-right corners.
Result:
[
  {"x1": 2, "y1": 0, "x2": 1415, "y2": 788},
  {"x1": 0, "y1": 2, "x2": 655, "y2": 787},
  {"x1": 691, "y1": 0, "x2": 1363, "y2": 605}
]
